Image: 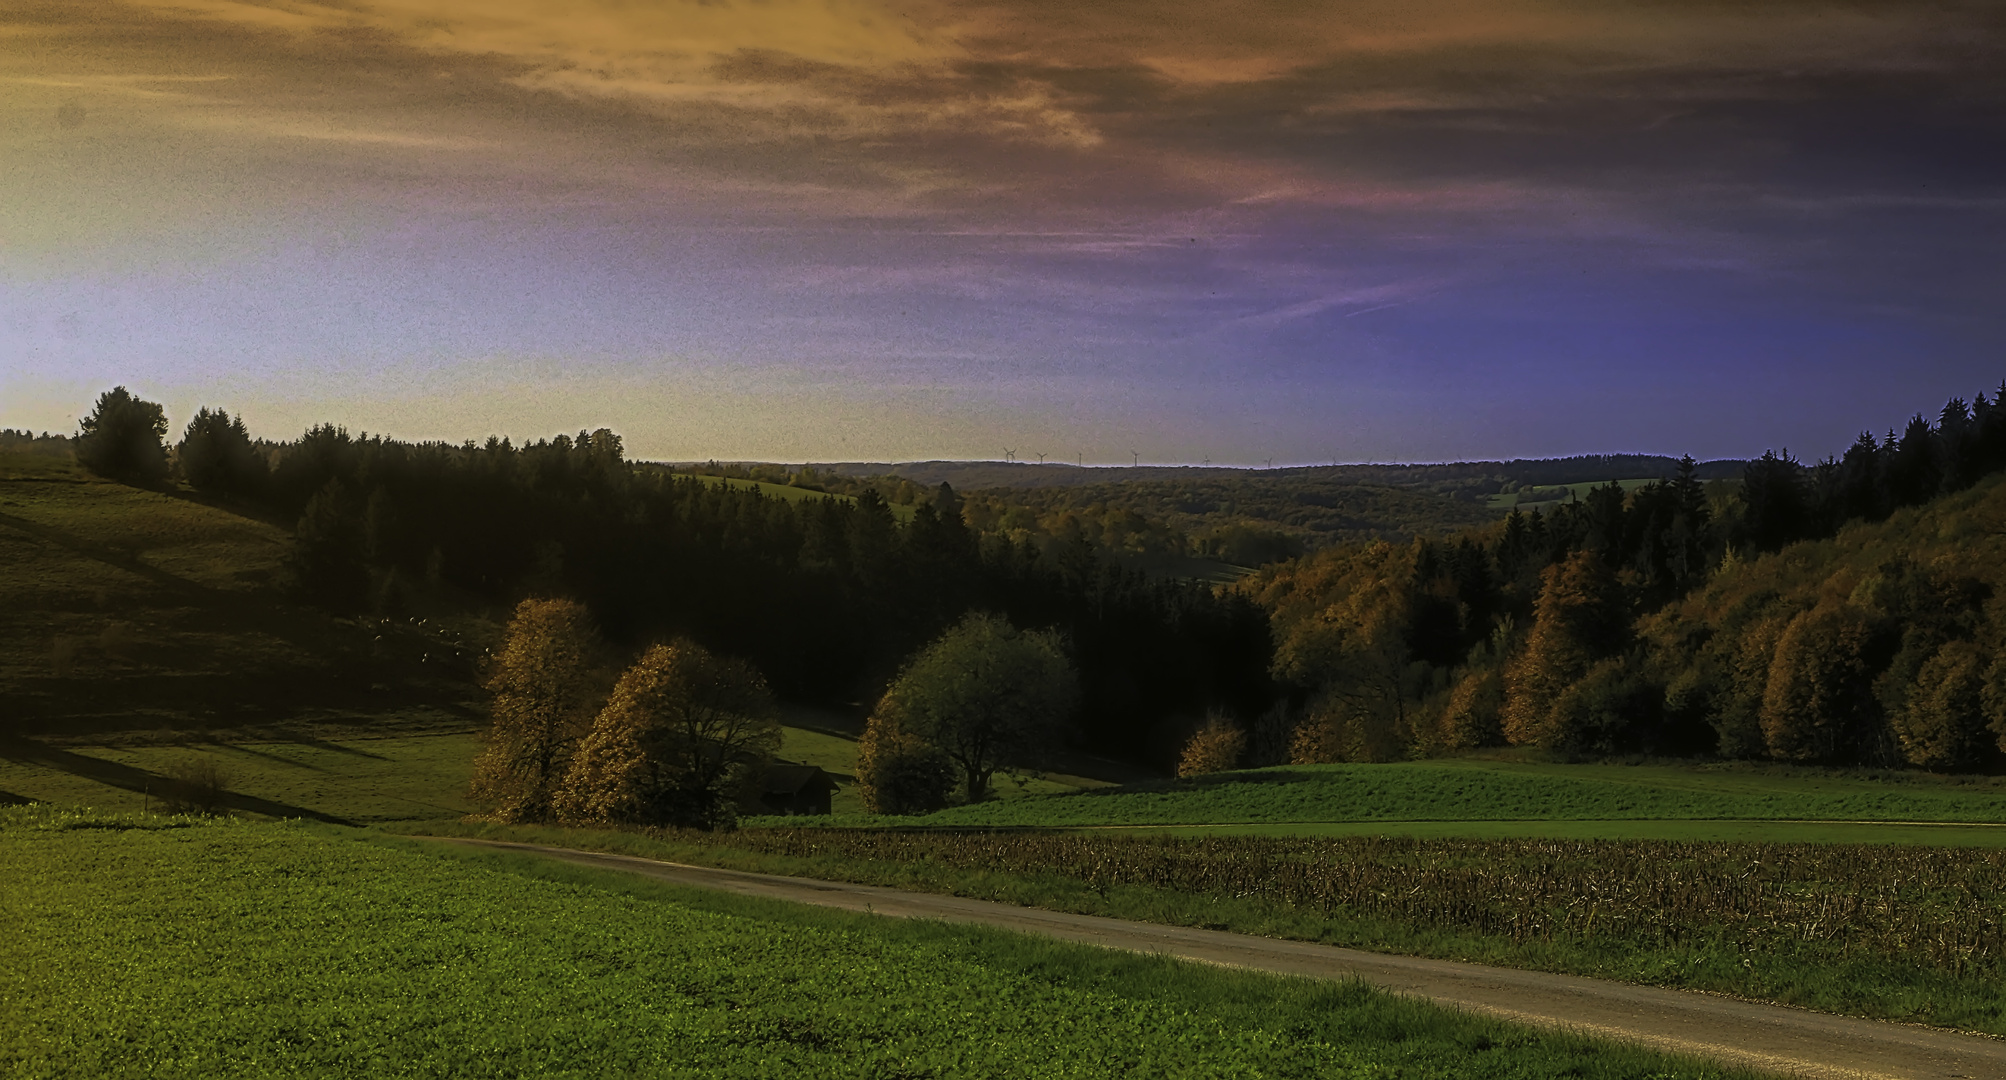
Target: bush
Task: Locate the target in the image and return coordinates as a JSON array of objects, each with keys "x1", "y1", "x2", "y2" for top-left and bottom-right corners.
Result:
[
  {"x1": 855, "y1": 720, "x2": 955, "y2": 815},
  {"x1": 1177, "y1": 713, "x2": 1246, "y2": 777}
]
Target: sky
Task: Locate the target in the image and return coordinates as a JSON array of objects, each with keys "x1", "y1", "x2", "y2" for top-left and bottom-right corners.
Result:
[{"x1": 2, "y1": 0, "x2": 2003, "y2": 465}]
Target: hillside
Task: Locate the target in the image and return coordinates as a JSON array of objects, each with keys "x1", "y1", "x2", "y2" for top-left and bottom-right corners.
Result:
[
  {"x1": 1643, "y1": 470, "x2": 2006, "y2": 768},
  {"x1": 0, "y1": 451, "x2": 488, "y2": 741}
]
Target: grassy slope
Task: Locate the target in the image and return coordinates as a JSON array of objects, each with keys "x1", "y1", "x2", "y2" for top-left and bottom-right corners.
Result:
[
  {"x1": 0, "y1": 808, "x2": 1755, "y2": 1080},
  {"x1": 789, "y1": 758, "x2": 2006, "y2": 841},
  {"x1": 0, "y1": 451, "x2": 486, "y2": 740}
]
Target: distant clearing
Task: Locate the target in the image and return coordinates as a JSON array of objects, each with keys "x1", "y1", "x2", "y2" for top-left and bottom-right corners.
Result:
[{"x1": 686, "y1": 474, "x2": 919, "y2": 522}]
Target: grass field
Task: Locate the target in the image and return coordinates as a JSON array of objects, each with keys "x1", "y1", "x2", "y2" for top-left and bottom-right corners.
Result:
[
  {"x1": 816, "y1": 758, "x2": 2006, "y2": 836},
  {"x1": 419, "y1": 819, "x2": 2006, "y2": 1037},
  {"x1": 0, "y1": 806, "x2": 1757, "y2": 1080}
]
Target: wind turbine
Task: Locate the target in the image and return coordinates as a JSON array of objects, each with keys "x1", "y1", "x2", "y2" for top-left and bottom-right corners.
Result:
[
  {"x1": 1035, "y1": 452, "x2": 1047, "y2": 465},
  {"x1": 1003, "y1": 448, "x2": 1016, "y2": 462},
  {"x1": 1263, "y1": 457, "x2": 1275, "y2": 469},
  {"x1": 1130, "y1": 450, "x2": 1139, "y2": 467}
]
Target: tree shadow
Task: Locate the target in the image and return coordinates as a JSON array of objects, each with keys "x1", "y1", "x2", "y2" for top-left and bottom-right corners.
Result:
[
  {"x1": 0, "y1": 734, "x2": 355, "y2": 825},
  {"x1": 0, "y1": 788, "x2": 33, "y2": 806},
  {"x1": 285, "y1": 736, "x2": 393, "y2": 760}
]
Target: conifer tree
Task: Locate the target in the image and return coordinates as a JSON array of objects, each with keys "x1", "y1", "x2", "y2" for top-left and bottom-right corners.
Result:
[
  {"x1": 177, "y1": 406, "x2": 267, "y2": 496},
  {"x1": 75, "y1": 386, "x2": 169, "y2": 484}
]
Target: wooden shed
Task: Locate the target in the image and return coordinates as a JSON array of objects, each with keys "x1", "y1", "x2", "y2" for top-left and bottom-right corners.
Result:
[{"x1": 758, "y1": 763, "x2": 838, "y2": 816}]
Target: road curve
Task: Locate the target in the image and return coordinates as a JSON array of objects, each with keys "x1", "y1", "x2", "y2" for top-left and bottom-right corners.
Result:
[{"x1": 432, "y1": 837, "x2": 2005, "y2": 1080}]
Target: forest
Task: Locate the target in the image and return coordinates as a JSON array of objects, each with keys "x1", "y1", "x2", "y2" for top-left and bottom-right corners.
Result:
[{"x1": 1256, "y1": 390, "x2": 2006, "y2": 771}]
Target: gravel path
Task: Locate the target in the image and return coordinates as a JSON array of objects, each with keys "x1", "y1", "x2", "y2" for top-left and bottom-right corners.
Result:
[{"x1": 434, "y1": 837, "x2": 2006, "y2": 1080}]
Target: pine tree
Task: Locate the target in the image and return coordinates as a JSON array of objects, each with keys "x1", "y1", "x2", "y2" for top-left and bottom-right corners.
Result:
[{"x1": 75, "y1": 386, "x2": 169, "y2": 484}]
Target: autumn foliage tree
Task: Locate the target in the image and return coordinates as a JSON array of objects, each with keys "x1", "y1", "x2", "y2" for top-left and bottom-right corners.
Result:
[
  {"x1": 1889, "y1": 640, "x2": 1991, "y2": 770},
  {"x1": 470, "y1": 598, "x2": 601, "y2": 822},
  {"x1": 557, "y1": 639, "x2": 781, "y2": 830},
  {"x1": 1502, "y1": 551, "x2": 1627, "y2": 749},
  {"x1": 1759, "y1": 601, "x2": 1877, "y2": 763}
]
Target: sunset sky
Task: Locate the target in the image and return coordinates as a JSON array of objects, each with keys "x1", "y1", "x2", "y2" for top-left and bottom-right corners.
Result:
[{"x1": 3, "y1": 0, "x2": 2002, "y2": 465}]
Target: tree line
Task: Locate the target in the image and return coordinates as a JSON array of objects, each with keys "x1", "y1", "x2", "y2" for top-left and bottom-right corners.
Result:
[{"x1": 68, "y1": 388, "x2": 1272, "y2": 769}]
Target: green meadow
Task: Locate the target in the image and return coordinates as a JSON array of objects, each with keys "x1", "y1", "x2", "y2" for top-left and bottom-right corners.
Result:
[
  {"x1": 811, "y1": 758, "x2": 2006, "y2": 839},
  {"x1": 0, "y1": 806, "x2": 1757, "y2": 1080}
]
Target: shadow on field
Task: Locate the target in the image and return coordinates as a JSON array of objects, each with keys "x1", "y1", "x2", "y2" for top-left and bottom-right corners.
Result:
[
  {"x1": 210, "y1": 742, "x2": 331, "y2": 771},
  {"x1": 0, "y1": 734, "x2": 355, "y2": 825},
  {"x1": 0, "y1": 788, "x2": 33, "y2": 806},
  {"x1": 288, "y1": 736, "x2": 393, "y2": 760}
]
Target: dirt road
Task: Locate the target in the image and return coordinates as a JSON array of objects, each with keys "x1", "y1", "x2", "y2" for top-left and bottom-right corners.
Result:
[{"x1": 434, "y1": 837, "x2": 2006, "y2": 1080}]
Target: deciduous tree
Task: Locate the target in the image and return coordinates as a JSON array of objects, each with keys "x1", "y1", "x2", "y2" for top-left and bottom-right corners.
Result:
[
  {"x1": 1759, "y1": 601, "x2": 1876, "y2": 763},
  {"x1": 557, "y1": 638, "x2": 780, "y2": 829},
  {"x1": 1502, "y1": 551, "x2": 1626, "y2": 749},
  {"x1": 868, "y1": 613, "x2": 1077, "y2": 803},
  {"x1": 471, "y1": 598, "x2": 600, "y2": 822},
  {"x1": 1891, "y1": 641, "x2": 1990, "y2": 770}
]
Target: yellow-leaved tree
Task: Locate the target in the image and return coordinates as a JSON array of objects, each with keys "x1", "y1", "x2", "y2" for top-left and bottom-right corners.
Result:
[
  {"x1": 469, "y1": 598, "x2": 601, "y2": 822},
  {"x1": 556, "y1": 638, "x2": 780, "y2": 830}
]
